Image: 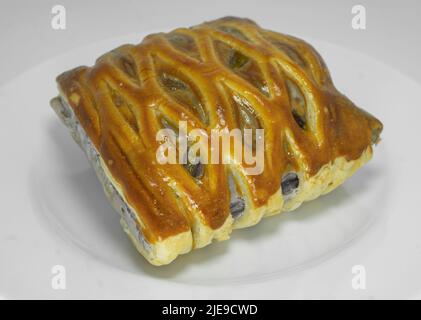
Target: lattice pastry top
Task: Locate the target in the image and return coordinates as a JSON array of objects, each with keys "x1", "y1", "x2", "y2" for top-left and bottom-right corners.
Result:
[{"x1": 54, "y1": 17, "x2": 382, "y2": 264}]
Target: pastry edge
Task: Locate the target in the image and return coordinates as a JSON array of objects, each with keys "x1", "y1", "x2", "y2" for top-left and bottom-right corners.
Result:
[{"x1": 51, "y1": 95, "x2": 233, "y2": 265}]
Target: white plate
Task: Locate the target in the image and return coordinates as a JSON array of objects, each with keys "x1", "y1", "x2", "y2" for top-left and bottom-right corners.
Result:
[{"x1": 0, "y1": 31, "x2": 420, "y2": 299}]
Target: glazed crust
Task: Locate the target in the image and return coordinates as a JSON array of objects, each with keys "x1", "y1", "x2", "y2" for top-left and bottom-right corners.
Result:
[{"x1": 54, "y1": 17, "x2": 383, "y2": 264}]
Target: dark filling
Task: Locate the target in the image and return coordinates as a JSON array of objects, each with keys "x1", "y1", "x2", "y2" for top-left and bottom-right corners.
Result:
[
  {"x1": 184, "y1": 161, "x2": 204, "y2": 180},
  {"x1": 159, "y1": 72, "x2": 208, "y2": 124},
  {"x1": 281, "y1": 172, "x2": 299, "y2": 196},
  {"x1": 292, "y1": 109, "x2": 306, "y2": 130},
  {"x1": 120, "y1": 56, "x2": 137, "y2": 80},
  {"x1": 230, "y1": 197, "x2": 245, "y2": 219},
  {"x1": 371, "y1": 126, "x2": 382, "y2": 145}
]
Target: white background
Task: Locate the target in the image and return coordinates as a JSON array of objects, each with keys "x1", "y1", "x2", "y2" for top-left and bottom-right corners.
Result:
[
  {"x1": 1, "y1": 0, "x2": 421, "y2": 299},
  {"x1": 1, "y1": 0, "x2": 420, "y2": 85}
]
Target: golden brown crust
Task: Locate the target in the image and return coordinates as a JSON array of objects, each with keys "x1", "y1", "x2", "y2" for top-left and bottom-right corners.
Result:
[{"x1": 56, "y1": 17, "x2": 383, "y2": 244}]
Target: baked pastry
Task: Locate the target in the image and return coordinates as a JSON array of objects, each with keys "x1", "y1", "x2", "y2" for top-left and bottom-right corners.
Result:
[{"x1": 50, "y1": 17, "x2": 383, "y2": 265}]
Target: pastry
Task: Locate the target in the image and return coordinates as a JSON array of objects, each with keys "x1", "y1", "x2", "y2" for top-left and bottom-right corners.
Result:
[{"x1": 50, "y1": 17, "x2": 383, "y2": 265}]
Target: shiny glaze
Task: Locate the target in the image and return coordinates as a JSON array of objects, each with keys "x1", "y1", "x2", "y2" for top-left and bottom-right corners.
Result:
[{"x1": 56, "y1": 17, "x2": 383, "y2": 243}]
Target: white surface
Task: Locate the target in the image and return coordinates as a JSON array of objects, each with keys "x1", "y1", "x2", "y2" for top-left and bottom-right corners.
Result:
[{"x1": 0, "y1": 30, "x2": 420, "y2": 299}]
